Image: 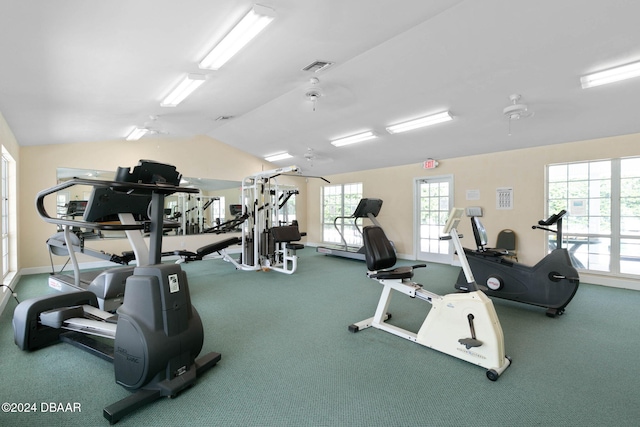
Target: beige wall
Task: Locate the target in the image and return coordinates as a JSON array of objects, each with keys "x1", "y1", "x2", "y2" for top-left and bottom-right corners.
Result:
[
  {"x1": 305, "y1": 133, "x2": 640, "y2": 269},
  {"x1": 9, "y1": 124, "x2": 640, "y2": 288},
  {"x1": 19, "y1": 135, "x2": 308, "y2": 269}
]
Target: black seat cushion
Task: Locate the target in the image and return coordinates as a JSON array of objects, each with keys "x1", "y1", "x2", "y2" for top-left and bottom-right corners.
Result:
[
  {"x1": 363, "y1": 226, "x2": 397, "y2": 271},
  {"x1": 271, "y1": 225, "x2": 302, "y2": 243},
  {"x1": 196, "y1": 236, "x2": 242, "y2": 257},
  {"x1": 369, "y1": 266, "x2": 414, "y2": 280}
]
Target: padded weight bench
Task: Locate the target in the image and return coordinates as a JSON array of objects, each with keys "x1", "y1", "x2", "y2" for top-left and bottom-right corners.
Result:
[{"x1": 164, "y1": 236, "x2": 241, "y2": 263}]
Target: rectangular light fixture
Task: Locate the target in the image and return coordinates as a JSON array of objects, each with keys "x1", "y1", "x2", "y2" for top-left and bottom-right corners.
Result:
[
  {"x1": 160, "y1": 74, "x2": 207, "y2": 107},
  {"x1": 330, "y1": 131, "x2": 377, "y2": 147},
  {"x1": 581, "y1": 61, "x2": 640, "y2": 89},
  {"x1": 264, "y1": 152, "x2": 292, "y2": 162},
  {"x1": 199, "y1": 4, "x2": 276, "y2": 70},
  {"x1": 126, "y1": 127, "x2": 148, "y2": 141},
  {"x1": 385, "y1": 111, "x2": 453, "y2": 134}
]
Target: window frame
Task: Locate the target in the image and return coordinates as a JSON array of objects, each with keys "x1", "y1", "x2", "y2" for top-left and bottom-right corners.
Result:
[
  {"x1": 321, "y1": 183, "x2": 363, "y2": 245},
  {"x1": 546, "y1": 157, "x2": 640, "y2": 277}
]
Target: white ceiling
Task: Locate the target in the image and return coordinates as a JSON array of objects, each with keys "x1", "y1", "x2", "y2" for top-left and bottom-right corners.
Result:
[{"x1": 2, "y1": 0, "x2": 640, "y2": 177}]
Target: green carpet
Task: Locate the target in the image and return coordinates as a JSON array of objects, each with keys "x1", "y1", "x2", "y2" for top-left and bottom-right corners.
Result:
[{"x1": 1, "y1": 250, "x2": 639, "y2": 426}]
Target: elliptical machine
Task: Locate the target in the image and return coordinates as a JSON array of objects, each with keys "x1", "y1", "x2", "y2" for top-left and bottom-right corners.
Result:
[
  {"x1": 13, "y1": 160, "x2": 220, "y2": 424},
  {"x1": 44, "y1": 186, "x2": 153, "y2": 311},
  {"x1": 454, "y1": 210, "x2": 579, "y2": 317}
]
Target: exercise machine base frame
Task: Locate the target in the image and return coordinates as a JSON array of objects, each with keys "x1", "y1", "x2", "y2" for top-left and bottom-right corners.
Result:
[
  {"x1": 349, "y1": 279, "x2": 511, "y2": 381},
  {"x1": 348, "y1": 209, "x2": 511, "y2": 381},
  {"x1": 455, "y1": 248, "x2": 579, "y2": 317},
  {"x1": 103, "y1": 351, "x2": 221, "y2": 424}
]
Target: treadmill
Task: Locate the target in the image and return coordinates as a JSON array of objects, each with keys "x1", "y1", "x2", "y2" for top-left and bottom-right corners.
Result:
[
  {"x1": 316, "y1": 198, "x2": 383, "y2": 261},
  {"x1": 46, "y1": 187, "x2": 152, "y2": 312}
]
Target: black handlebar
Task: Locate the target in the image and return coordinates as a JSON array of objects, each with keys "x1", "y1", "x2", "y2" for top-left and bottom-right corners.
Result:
[
  {"x1": 531, "y1": 210, "x2": 567, "y2": 249},
  {"x1": 537, "y1": 209, "x2": 567, "y2": 226},
  {"x1": 36, "y1": 177, "x2": 198, "y2": 231}
]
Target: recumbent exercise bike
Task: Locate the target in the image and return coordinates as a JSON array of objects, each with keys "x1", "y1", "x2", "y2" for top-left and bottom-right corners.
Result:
[
  {"x1": 349, "y1": 208, "x2": 511, "y2": 381},
  {"x1": 454, "y1": 210, "x2": 579, "y2": 317}
]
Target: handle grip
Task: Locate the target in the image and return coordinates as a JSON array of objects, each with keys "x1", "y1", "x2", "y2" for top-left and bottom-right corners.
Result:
[{"x1": 36, "y1": 177, "x2": 198, "y2": 231}]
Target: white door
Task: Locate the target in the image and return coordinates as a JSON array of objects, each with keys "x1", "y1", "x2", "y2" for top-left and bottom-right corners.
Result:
[{"x1": 415, "y1": 175, "x2": 453, "y2": 263}]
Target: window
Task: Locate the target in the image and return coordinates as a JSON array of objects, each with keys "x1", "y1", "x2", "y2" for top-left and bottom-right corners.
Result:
[
  {"x1": 56, "y1": 192, "x2": 70, "y2": 219},
  {"x1": 1, "y1": 151, "x2": 15, "y2": 279},
  {"x1": 321, "y1": 183, "x2": 362, "y2": 245},
  {"x1": 547, "y1": 157, "x2": 640, "y2": 276},
  {"x1": 166, "y1": 199, "x2": 179, "y2": 218},
  {"x1": 277, "y1": 189, "x2": 297, "y2": 225},
  {"x1": 620, "y1": 158, "x2": 640, "y2": 275},
  {"x1": 1, "y1": 154, "x2": 8, "y2": 277},
  {"x1": 415, "y1": 176, "x2": 453, "y2": 263},
  {"x1": 210, "y1": 196, "x2": 225, "y2": 225}
]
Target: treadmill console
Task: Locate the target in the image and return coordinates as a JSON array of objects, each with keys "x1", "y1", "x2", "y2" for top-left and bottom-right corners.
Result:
[{"x1": 352, "y1": 198, "x2": 383, "y2": 218}]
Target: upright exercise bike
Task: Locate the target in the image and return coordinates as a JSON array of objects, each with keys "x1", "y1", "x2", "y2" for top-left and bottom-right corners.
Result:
[
  {"x1": 454, "y1": 210, "x2": 579, "y2": 317},
  {"x1": 349, "y1": 208, "x2": 511, "y2": 381},
  {"x1": 13, "y1": 160, "x2": 221, "y2": 424}
]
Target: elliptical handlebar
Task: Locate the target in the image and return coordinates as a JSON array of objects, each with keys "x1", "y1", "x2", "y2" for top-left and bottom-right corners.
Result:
[
  {"x1": 531, "y1": 210, "x2": 567, "y2": 249},
  {"x1": 537, "y1": 209, "x2": 567, "y2": 226},
  {"x1": 36, "y1": 176, "x2": 198, "y2": 231},
  {"x1": 531, "y1": 210, "x2": 567, "y2": 232}
]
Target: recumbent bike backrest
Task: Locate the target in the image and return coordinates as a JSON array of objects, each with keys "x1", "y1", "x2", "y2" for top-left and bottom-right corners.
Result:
[
  {"x1": 470, "y1": 217, "x2": 489, "y2": 251},
  {"x1": 362, "y1": 226, "x2": 396, "y2": 271}
]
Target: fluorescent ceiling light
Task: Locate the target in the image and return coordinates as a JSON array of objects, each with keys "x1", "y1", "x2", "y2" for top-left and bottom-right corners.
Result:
[
  {"x1": 160, "y1": 74, "x2": 207, "y2": 107},
  {"x1": 199, "y1": 4, "x2": 276, "y2": 70},
  {"x1": 581, "y1": 61, "x2": 640, "y2": 89},
  {"x1": 264, "y1": 152, "x2": 292, "y2": 162},
  {"x1": 126, "y1": 127, "x2": 148, "y2": 141},
  {"x1": 330, "y1": 131, "x2": 377, "y2": 147},
  {"x1": 386, "y1": 111, "x2": 453, "y2": 134}
]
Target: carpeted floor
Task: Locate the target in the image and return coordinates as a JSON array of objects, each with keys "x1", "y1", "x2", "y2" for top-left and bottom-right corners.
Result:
[{"x1": 1, "y1": 250, "x2": 639, "y2": 426}]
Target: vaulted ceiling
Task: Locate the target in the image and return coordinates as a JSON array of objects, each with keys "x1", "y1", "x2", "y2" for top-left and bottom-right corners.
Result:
[{"x1": 1, "y1": 1, "x2": 640, "y2": 176}]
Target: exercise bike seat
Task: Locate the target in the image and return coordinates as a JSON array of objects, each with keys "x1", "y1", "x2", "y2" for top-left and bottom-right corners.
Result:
[
  {"x1": 461, "y1": 247, "x2": 515, "y2": 269},
  {"x1": 368, "y1": 266, "x2": 415, "y2": 280},
  {"x1": 474, "y1": 248, "x2": 512, "y2": 260},
  {"x1": 363, "y1": 226, "x2": 426, "y2": 280}
]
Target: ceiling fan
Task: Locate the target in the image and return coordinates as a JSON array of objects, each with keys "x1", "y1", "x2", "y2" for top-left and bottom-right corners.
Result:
[
  {"x1": 136, "y1": 115, "x2": 170, "y2": 137},
  {"x1": 304, "y1": 77, "x2": 323, "y2": 111},
  {"x1": 303, "y1": 148, "x2": 333, "y2": 168},
  {"x1": 301, "y1": 77, "x2": 355, "y2": 112},
  {"x1": 503, "y1": 94, "x2": 534, "y2": 135}
]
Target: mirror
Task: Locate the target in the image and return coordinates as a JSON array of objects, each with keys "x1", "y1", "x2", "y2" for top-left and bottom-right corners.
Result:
[{"x1": 56, "y1": 167, "x2": 242, "y2": 238}]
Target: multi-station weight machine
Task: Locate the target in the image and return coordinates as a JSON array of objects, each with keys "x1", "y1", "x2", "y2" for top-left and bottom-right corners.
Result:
[
  {"x1": 168, "y1": 193, "x2": 221, "y2": 235},
  {"x1": 171, "y1": 165, "x2": 327, "y2": 275},
  {"x1": 208, "y1": 166, "x2": 322, "y2": 274},
  {"x1": 218, "y1": 166, "x2": 306, "y2": 274}
]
